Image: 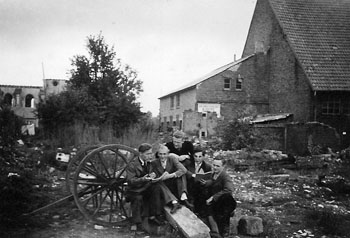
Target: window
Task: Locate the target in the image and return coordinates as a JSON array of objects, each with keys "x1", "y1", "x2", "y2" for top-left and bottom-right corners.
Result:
[
  {"x1": 224, "y1": 78, "x2": 231, "y2": 90},
  {"x1": 236, "y1": 74, "x2": 243, "y2": 90},
  {"x1": 3, "y1": 93, "x2": 12, "y2": 106},
  {"x1": 179, "y1": 120, "x2": 182, "y2": 130},
  {"x1": 202, "y1": 112, "x2": 207, "y2": 118},
  {"x1": 169, "y1": 116, "x2": 173, "y2": 126},
  {"x1": 176, "y1": 94, "x2": 180, "y2": 108},
  {"x1": 201, "y1": 131, "x2": 206, "y2": 137},
  {"x1": 170, "y1": 96, "x2": 174, "y2": 109},
  {"x1": 25, "y1": 94, "x2": 34, "y2": 108},
  {"x1": 322, "y1": 97, "x2": 341, "y2": 115}
]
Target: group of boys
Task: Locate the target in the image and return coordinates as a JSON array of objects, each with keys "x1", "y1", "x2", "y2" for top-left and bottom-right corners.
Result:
[{"x1": 125, "y1": 131, "x2": 236, "y2": 238}]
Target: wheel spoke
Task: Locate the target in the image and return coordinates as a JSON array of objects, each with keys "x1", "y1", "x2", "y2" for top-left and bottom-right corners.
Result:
[
  {"x1": 76, "y1": 178, "x2": 109, "y2": 186},
  {"x1": 82, "y1": 164, "x2": 107, "y2": 181},
  {"x1": 97, "y1": 152, "x2": 112, "y2": 179},
  {"x1": 92, "y1": 189, "x2": 110, "y2": 216},
  {"x1": 108, "y1": 189, "x2": 114, "y2": 223},
  {"x1": 81, "y1": 186, "x2": 107, "y2": 207}
]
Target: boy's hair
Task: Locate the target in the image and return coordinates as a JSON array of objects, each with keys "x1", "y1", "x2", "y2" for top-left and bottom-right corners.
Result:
[
  {"x1": 194, "y1": 147, "x2": 206, "y2": 156},
  {"x1": 172, "y1": 130, "x2": 185, "y2": 139},
  {"x1": 213, "y1": 157, "x2": 226, "y2": 166},
  {"x1": 138, "y1": 143, "x2": 153, "y2": 153},
  {"x1": 158, "y1": 144, "x2": 170, "y2": 153}
]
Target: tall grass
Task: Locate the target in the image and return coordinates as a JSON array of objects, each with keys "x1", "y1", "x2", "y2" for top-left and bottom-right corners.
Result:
[{"x1": 43, "y1": 122, "x2": 160, "y2": 149}]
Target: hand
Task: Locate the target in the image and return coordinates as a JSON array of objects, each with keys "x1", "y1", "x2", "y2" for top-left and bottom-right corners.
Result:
[
  {"x1": 199, "y1": 179, "x2": 206, "y2": 185},
  {"x1": 143, "y1": 174, "x2": 153, "y2": 181},
  {"x1": 178, "y1": 155, "x2": 189, "y2": 161},
  {"x1": 162, "y1": 171, "x2": 175, "y2": 180},
  {"x1": 149, "y1": 172, "x2": 156, "y2": 179},
  {"x1": 191, "y1": 174, "x2": 196, "y2": 178},
  {"x1": 206, "y1": 196, "x2": 213, "y2": 205}
]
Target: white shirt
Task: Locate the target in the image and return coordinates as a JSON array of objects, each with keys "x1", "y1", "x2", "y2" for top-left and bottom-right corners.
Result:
[
  {"x1": 161, "y1": 159, "x2": 167, "y2": 169},
  {"x1": 195, "y1": 162, "x2": 205, "y2": 174}
]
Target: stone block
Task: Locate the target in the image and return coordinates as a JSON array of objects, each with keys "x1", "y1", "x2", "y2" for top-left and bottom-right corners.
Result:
[
  {"x1": 164, "y1": 206, "x2": 210, "y2": 238},
  {"x1": 237, "y1": 216, "x2": 264, "y2": 236}
]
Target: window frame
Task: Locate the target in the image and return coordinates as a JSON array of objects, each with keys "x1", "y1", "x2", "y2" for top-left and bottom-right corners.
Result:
[
  {"x1": 223, "y1": 78, "x2": 231, "y2": 90},
  {"x1": 236, "y1": 74, "x2": 243, "y2": 91},
  {"x1": 170, "y1": 96, "x2": 174, "y2": 109}
]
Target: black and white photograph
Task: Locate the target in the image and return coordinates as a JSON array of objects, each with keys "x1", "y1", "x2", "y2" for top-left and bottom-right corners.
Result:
[{"x1": 1, "y1": 0, "x2": 350, "y2": 237}]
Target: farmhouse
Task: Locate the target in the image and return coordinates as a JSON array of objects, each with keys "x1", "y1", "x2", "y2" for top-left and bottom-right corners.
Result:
[{"x1": 159, "y1": 0, "x2": 350, "y2": 147}]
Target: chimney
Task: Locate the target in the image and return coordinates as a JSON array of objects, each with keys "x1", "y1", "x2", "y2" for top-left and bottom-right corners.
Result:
[{"x1": 234, "y1": 54, "x2": 236, "y2": 61}]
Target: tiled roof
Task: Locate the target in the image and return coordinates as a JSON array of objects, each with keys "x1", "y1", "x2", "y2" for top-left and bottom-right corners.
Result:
[
  {"x1": 269, "y1": 0, "x2": 350, "y2": 91},
  {"x1": 159, "y1": 54, "x2": 254, "y2": 99}
]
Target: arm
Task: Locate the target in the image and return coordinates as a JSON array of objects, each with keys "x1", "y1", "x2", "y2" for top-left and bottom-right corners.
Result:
[
  {"x1": 169, "y1": 154, "x2": 187, "y2": 177},
  {"x1": 126, "y1": 165, "x2": 149, "y2": 187},
  {"x1": 211, "y1": 172, "x2": 234, "y2": 202}
]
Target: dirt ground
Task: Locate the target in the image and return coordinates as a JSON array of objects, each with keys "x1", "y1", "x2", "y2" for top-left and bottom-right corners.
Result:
[{"x1": 2, "y1": 155, "x2": 350, "y2": 238}]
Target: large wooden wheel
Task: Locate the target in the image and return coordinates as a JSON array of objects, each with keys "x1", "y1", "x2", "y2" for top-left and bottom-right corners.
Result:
[
  {"x1": 72, "y1": 144, "x2": 139, "y2": 226},
  {"x1": 65, "y1": 145, "x2": 101, "y2": 193}
]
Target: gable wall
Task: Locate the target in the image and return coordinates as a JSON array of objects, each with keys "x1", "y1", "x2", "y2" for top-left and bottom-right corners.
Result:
[
  {"x1": 243, "y1": 0, "x2": 313, "y2": 123},
  {"x1": 195, "y1": 55, "x2": 271, "y2": 120},
  {"x1": 267, "y1": 2, "x2": 313, "y2": 122}
]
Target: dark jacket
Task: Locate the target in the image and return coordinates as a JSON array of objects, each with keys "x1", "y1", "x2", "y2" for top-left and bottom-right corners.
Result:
[
  {"x1": 150, "y1": 154, "x2": 187, "y2": 178},
  {"x1": 126, "y1": 157, "x2": 151, "y2": 193},
  {"x1": 205, "y1": 169, "x2": 234, "y2": 202},
  {"x1": 165, "y1": 141, "x2": 194, "y2": 158},
  {"x1": 187, "y1": 160, "x2": 212, "y2": 177}
]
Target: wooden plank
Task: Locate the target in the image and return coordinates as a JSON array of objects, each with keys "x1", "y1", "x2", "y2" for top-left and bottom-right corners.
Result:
[
  {"x1": 164, "y1": 206, "x2": 210, "y2": 238},
  {"x1": 24, "y1": 194, "x2": 74, "y2": 216}
]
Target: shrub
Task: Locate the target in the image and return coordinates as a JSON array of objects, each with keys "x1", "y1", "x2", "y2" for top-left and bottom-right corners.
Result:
[
  {"x1": 215, "y1": 118, "x2": 260, "y2": 151},
  {"x1": 0, "y1": 107, "x2": 23, "y2": 166}
]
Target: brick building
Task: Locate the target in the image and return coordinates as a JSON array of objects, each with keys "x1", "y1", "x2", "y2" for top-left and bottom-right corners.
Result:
[
  {"x1": 0, "y1": 79, "x2": 67, "y2": 127},
  {"x1": 241, "y1": 0, "x2": 350, "y2": 147},
  {"x1": 159, "y1": 0, "x2": 350, "y2": 147},
  {"x1": 158, "y1": 56, "x2": 254, "y2": 137}
]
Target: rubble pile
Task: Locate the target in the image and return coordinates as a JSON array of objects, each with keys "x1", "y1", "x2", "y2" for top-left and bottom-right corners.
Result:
[{"x1": 222, "y1": 149, "x2": 350, "y2": 237}]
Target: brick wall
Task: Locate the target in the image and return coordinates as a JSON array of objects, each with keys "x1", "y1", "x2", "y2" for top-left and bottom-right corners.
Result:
[
  {"x1": 243, "y1": 0, "x2": 313, "y2": 123},
  {"x1": 183, "y1": 110, "x2": 218, "y2": 137}
]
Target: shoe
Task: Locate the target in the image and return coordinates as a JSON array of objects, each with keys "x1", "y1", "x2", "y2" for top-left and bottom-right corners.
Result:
[
  {"x1": 170, "y1": 203, "x2": 182, "y2": 214},
  {"x1": 148, "y1": 216, "x2": 164, "y2": 226},
  {"x1": 181, "y1": 199, "x2": 194, "y2": 210}
]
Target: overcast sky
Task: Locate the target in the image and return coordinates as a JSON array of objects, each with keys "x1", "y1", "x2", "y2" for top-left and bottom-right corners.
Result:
[{"x1": 0, "y1": 0, "x2": 256, "y2": 115}]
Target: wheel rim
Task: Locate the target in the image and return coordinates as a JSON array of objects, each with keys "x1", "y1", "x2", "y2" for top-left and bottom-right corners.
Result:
[
  {"x1": 65, "y1": 145, "x2": 101, "y2": 193},
  {"x1": 72, "y1": 144, "x2": 139, "y2": 226}
]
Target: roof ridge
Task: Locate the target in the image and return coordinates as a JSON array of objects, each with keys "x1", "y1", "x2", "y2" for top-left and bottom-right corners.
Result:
[{"x1": 159, "y1": 54, "x2": 255, "y2": 99}]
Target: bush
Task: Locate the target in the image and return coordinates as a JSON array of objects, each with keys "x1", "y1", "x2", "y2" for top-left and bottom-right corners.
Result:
[
  {"x1": 0, "y1": 107, "x2": 23, "y2": 166},
  {"x1": 305, "y1": 208, "x2": 348, "y2": 235},
  {"x1": 215, "y1": 118, "x2": 260, "y2": 151}
]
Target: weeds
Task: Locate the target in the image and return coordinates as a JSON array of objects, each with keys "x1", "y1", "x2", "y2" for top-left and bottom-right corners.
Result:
[{"x1": 306, "y1": 208, "x2": 344, "y2": 235}]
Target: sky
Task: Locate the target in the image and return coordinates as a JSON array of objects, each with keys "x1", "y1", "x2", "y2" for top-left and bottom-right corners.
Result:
[{"x1": 0, "y1": 0, "x2": 257, "y2": 116}]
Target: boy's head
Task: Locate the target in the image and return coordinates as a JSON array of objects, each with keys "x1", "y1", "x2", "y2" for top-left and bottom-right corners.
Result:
[
  {"x1": 172, "y1": 131, "x2": 184, "y2": 149},
  {"x1": 157, "y1": 144, "x2": 170, "y2": 161},
  {"x1": 194, "y1": 147, "x2": 205, "y2": 164},
  {"x1": 212, "y1": 158, "x2": 225, "y2": 174}
]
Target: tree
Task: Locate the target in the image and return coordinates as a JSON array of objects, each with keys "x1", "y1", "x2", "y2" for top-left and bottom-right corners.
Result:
[{"x1": 38, "y1": 33, "x2": 144, "y2": 138}]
